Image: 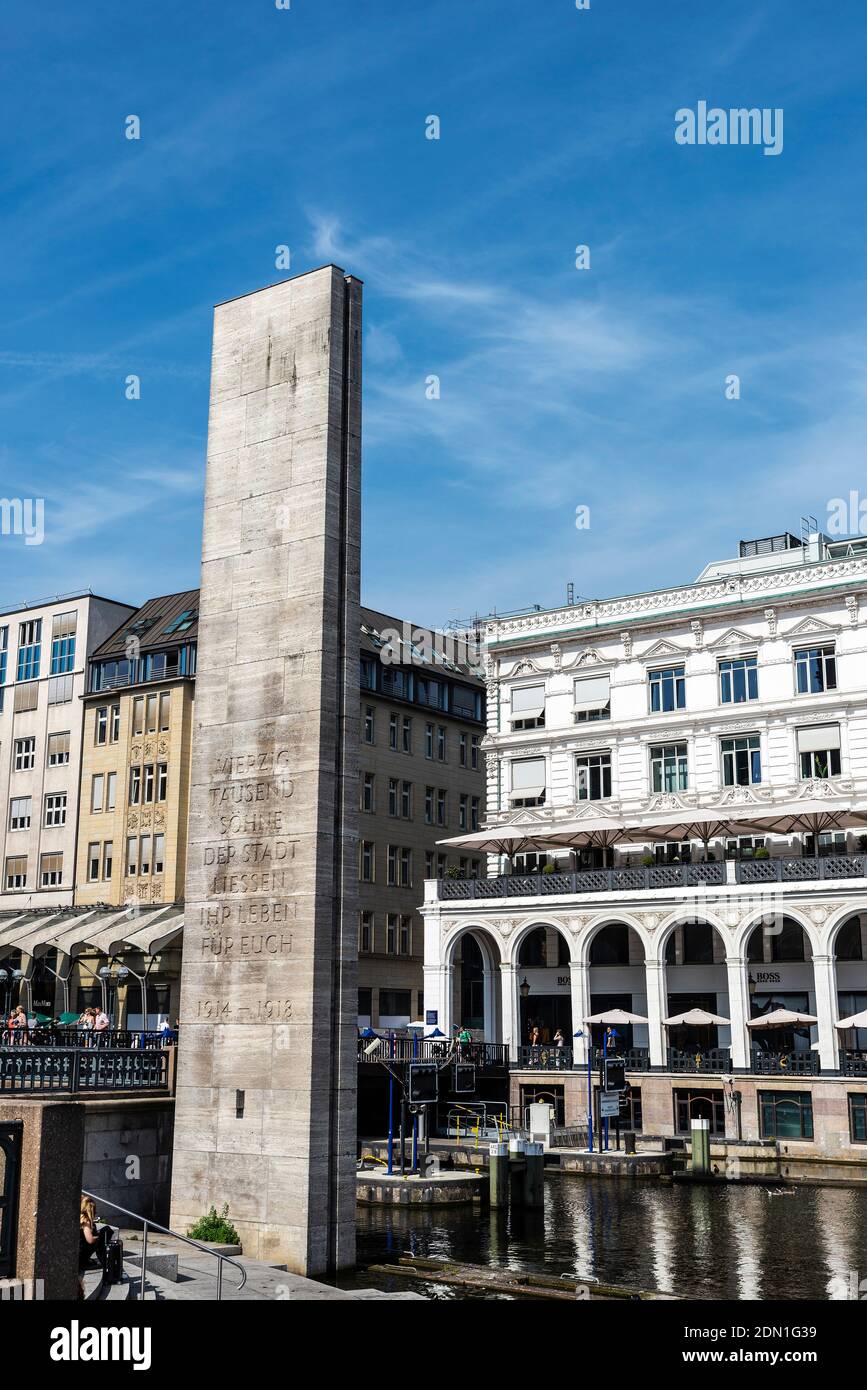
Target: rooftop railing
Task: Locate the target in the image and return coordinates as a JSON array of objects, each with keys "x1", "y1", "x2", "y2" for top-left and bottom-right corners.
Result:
[{"x1": 435, "y1": 855, "x2": 866, "y2": 900}]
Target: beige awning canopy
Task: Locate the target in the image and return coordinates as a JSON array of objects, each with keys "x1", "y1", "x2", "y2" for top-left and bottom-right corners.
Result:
[
  {"x1": 437, "y1": 827, "x2": 555, "y2": 856},
  {"x1": 441, "y1": 800, "x2": 867, "y2": 857},
  {"x1": 664, "y1": 1008, "x2": 731, "y2": 1027},
  {"x1": 746, "y1": 1008, "x2": 818, "y2": 1028},
  {"x1": 0, "y1": 905, "x2": 184, "y2": 960}
]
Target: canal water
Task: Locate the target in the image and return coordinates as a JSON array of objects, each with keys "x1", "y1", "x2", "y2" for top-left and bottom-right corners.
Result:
[{"x1": 341, "y1": 1177, "x2": 867, "y2": 1300}]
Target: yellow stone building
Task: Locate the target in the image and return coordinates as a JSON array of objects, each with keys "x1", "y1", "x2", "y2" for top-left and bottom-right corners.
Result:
[{"x1": 75, "y1": 592, "x2": 197, "y2": 910}]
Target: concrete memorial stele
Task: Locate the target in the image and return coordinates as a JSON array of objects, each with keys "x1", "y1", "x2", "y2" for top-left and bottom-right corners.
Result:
[{"x1": 171, "y1": 266, "x2": 361, "y2": 1275}]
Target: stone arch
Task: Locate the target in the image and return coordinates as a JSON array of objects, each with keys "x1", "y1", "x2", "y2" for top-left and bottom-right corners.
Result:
[
  {"x1": 734, "y1": 905, "x2": 819, "y2": 960},
  {"x1": 653, "y1": 910, "x2": 731, "y2": 967},
  {"x1": 579, "y1": 913, "x2": 652, "y2": 970},
  {"x1": 508, "y1": 919, "x2": 576, "y2": 970}
]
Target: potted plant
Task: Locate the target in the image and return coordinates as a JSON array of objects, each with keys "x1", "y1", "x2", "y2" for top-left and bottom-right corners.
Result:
[
  {"x1": 641, "y1": 854, "x2": 654, "y2": 868},
  {"x1": 754, "y1": 847, "x2": 770, "y2": 860}
]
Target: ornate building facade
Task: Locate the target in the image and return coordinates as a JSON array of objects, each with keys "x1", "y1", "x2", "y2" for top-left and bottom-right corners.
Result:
[{"x1": 422, "y1": 531, "x2": 867, "y2": 1159}]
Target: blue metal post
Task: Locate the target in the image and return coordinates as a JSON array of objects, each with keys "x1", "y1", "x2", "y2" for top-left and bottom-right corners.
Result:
[
  {"x1": 387, "y1": 1031, "x2": 394, "y2": 1175},
  {"x1": 602, "y1": 1028, "x2": 609, "y2": 1153},
  {"x1": 587, "y1": 1041, "x2": 593, "y2": 1154}
]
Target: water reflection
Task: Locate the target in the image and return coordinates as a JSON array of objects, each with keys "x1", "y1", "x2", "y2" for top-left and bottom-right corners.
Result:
[{"x1": 353, "y1": 1177, "x2": 867, "y2": 1300}]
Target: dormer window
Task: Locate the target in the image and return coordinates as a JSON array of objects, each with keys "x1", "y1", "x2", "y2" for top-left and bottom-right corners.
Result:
[
  {"x1": 511, "y1": 683, "x2": 545, "y2": 730},
  {"x1": 510, "y1": 756, "x2": 546, "y2": 807},
  {"x1": 574, "y1": 673, "x2": 610, "y2": 722}
]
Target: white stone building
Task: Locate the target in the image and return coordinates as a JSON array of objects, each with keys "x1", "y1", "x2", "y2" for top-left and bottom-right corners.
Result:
[
  {"x1": 421, "y1": 531, "x2": 867, "y2": 1158},
  {"x1": 0, "y1": 591, "x2": 134, "y2": 911}
]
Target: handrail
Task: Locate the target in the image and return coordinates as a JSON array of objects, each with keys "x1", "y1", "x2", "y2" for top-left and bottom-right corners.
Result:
[{"x1": 82, "y1": 1190, "x2": 247, "y2": 1301}]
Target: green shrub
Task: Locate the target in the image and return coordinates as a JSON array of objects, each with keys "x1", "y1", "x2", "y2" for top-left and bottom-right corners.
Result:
[
  {"x1": 187, "y1": 1204, "x2": 240, "y2": 1245},
  {"x1": 754, "y1": 847, "x2": 770, "y2": 860}
]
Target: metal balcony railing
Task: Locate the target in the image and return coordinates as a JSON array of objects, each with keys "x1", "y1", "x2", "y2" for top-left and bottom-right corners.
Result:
[
  {"x1": 357, "y1": 1038, "x2": 508, "y2": 1068},
  {"x1": 435, "y1": 854, "x2": 867, "y2": 899},
  {"x1": 667, "y1": 1048, "x2": 731, "y2": 1074},
  {"x1": 750, "y1": 1050, "x2": 819, "y2": 1076},
  {"x1": 0, "y1": 1027, "x2": 168, "y2": 1050},
  {"x1": 0, "y1": 1048, "x2": 170, "y2": 1093},
  {"x1": 736, "y1": 854, "x2": 866, "y2": 883},
  {"x1": 516, "y1": 1045, "x2": 573, "y2": 1070},
  {"x1": 437, "y1": 862, "x2": 727, "y2": 899},
  {"x1": 840, "y1": 1050, "x2": 867, "y2": 1076}
]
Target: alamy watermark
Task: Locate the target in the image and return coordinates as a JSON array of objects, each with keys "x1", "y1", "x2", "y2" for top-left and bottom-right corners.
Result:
[
  {"x1": 675, "y1": 102, "x2": 783, "y2": 157},
  {"x1": 0, "y1": 497, "x2": 44, "y2": 546}
]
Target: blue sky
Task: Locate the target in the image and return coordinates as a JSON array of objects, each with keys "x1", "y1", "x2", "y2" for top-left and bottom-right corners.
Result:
[{"x1": 2, "y1": 0, "x2": 867, "y2": 627}]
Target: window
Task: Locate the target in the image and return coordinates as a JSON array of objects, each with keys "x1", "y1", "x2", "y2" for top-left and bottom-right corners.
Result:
[
  {"x1": 17, "y1": 618, "x2": 41, "y2": 681},
  {"x1": 471, "y1": 796, "x2": 480, "y2": 832},
  {"x1": 379, "y1": 990, "x2": 411, "y2": 1021},
  {"x1": 574, "y1": 674, "x2": 611, "y2": 722},
  {"x1": 451, "y1": 684, "x2": 479, "y2": 720},
  {"x1": 471, "y1": 858, "x2": 481, "y2": 879},
  {"x1": 471, "y1": 734, "x2": 480, "y2": 770},
  {"x1": 14, "y1": 737, "x2": 36, "y2": 771},
  {"x1": 459, "y1": 793, "x2": 468, "y2": 830},
  {"x1": 795, "y1": 645, "x2": 836, "y2": 695},
  {"x1": 725, "y1": 836, "x2": 766, "y2": 861},
  {"x1": 650, "y1": 743, "x2": 688, "y2": 793},
  {"x1": 0, "y1": 626, "x2": 7, "y2": 687},
  {"x1": 126, "y1": 836, "x2": 138, "y2": 876},
  {"x1": 576, "y1": 752, "x2": 612, "y2": 801},
  {"x1": 103, "y1": 841, "x2": 114, "y2": 880},
  {"x1": 5, "y1": 856, "x2": 26, "y2": 890},
  {"x1": 459, "y1": 732, "x2": 467, "y2": 766},
  {"x1": 400, "y1": 916, "x2": 411, "y2": 954},
  {"x1": 360, "y1": 656, "x2": 376, "y2": 690},
  {"x1": 436, "y1": 789, "x2": 446, "y2": 827},
  {"x1": 649, "y1": 665, "x2": 685, "y2": 713},
  {"x1": 759, "y1": 1091, "x2": 813, "y2": 1140},
  {"x1": 674, "y1": 1089, "x2": 726, "y2": 1137},
  {"x1": 425, "y1": 850, "x2": 434, "y2": 878},
  {"x1": 424, "y1": 787, "x2": 434, "y2": 825},
  {"x1": 106, "y1": 771, "x2": 117, "y2": 811},
  {"x1": 401, "y1": 781, "x2": 412, "y2": 819},
  {"x1": 146, "y1": 694, "x2": 158, "y2": 733},
  {"x1": 797, "y1": 725, "x2": 841, "y2": 779},
  {"x1": 163, "y1": 607, "x2": 196, "y2": 635},
  {"x1": 389, "y1": 713, "x2": 398, "y2": 750},
  {"x1": 385, "y1": 778, "x2": 397, "y2": 817},
  {"x1": 511, "y1": 683, "x2": 546, "y2": 730},
  {"x1": 159, "y1": 692, "x2": 170, "y2": 731},
  {"x1": 50, "y1": 611, "x2": 77, "y2": 675},
  {"x1": 91, "y1": 774, "x2": 104, "y2": 813},
  {"x1": 132, "y1": 698, "x2": 144, "y2": 736},
  {"x1": 416, "y1": 676, "x2": 443, "y2": 709},
  {"x1": 47, "y1": 675, "x2": 72, "y2": 704},
  {"x1": 402, "y1": 716, "x2": 412, "y2": 753},
  {"x1": 361, "y1": 772, "x2": 375, "y2": 812},
  {"x1": 511, "y1": 756, "x2": 546, "y2": 807},
  {"x1": 387, "y1": 846, "x2": 397, "y2": 886},
  {"x1": 363, "y1": 705, "x2": 375, "y2": 744},
  {"x1": 13, "y1": 682, "x2": 38, "y2": 713},
  {"x1": 157, "y1": 764, "x2": 167, "y2": 801},
  {"x1": 129, "y1": 767, "x2": 141, "y2": 805},
  {"x1": 95, "y1": 707, "x2": 108, "y2": 745},
  {"x1": 437, "y1": 726, "x2": 446, "y2": 761},
  {"x1": 143, "y1": 765, "x2": 155, "y2": 803},
  {"x1": 360, "y1": 841, "x2": 374, "y2": 882},
  {"x1": 153, "y1": 834, "x2": 164, "y2": 874},
  {"x1": 849, "y1": 1094, "x2": 867, "y2": 1143},
  {"x1": 9, "y1": 797, "x2": 31, "y2": 831},
  {"x1": 47, "y1": 731, "x2": 70, "y2": 766},
  {"x1": 719, "y1": 655, "x2": 758, "y2": 704},
  {"x1": 425, "y1": 723, "x2": 434, "y2": 759},
  {"x1": 437, "y1": 854, "x2": 447, "y2": 877},
  {"x1": 359, "y1": 911, "x2": 373, "y2": 953},
  {"x1": 803, "y1": 830, "x2": 846, "y2": 858},
  {"x1": 386, "y1": 913, "x2": 398, "y2": 953},
  {"x1": 140, "y1": 835, "x2": 151, "y2": 875},
  {"x1": 44, "y1": 793, "x2": 67, "y2": 827},
  {"x1": 40, "y1": 852, "x2": 63, "y2": 887},
  {"x1": 721, "y1": 735, "x2": 761, "y2": 787},
  {"x1": 87, "y1": 842, "x2": 100, "y2": 882}
]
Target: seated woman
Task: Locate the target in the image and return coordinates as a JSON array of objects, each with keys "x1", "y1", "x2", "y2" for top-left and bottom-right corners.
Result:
[{"x1": 79, "y1": 1195, "x2": 112, "y2": 1285}]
